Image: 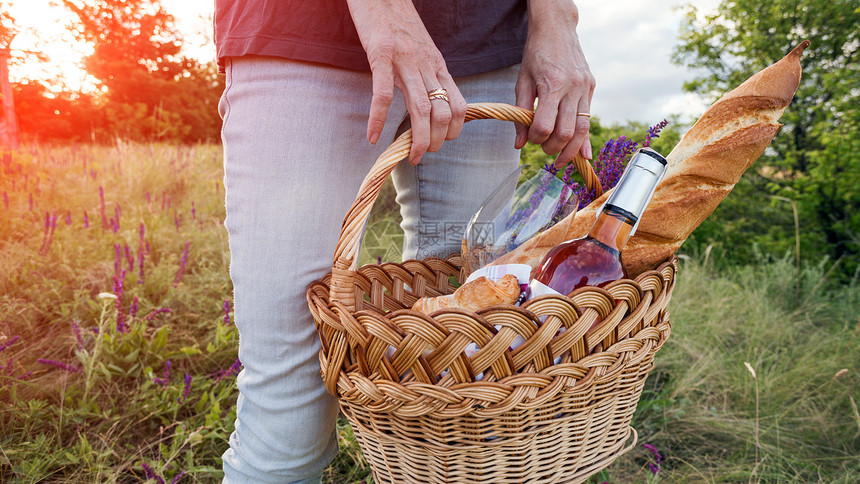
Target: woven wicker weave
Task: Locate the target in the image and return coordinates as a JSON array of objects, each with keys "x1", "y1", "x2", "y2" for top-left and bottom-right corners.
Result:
[{"x1": 307, "y1": 103, "x2": 677, "y2": 483}]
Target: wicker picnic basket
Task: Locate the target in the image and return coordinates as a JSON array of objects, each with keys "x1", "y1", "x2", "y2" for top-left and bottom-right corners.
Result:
[{"x1": 306, "y1": 103, "x2": 677, "y2": 483}]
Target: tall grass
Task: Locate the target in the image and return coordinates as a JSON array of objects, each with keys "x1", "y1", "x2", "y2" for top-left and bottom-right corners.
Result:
[{"x1": 1, "y1": 144, "x2": 857, "y2": 483}]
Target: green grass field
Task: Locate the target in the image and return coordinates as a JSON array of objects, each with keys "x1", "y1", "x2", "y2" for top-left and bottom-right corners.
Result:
[{"x1": 1, "y1": 144, "x2": 857, "y2": 483}]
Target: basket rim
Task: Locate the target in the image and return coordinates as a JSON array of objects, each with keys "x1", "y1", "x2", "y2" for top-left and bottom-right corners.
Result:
[{"x1": 308, "y1": 256, "x2": 677, "y2": 418}]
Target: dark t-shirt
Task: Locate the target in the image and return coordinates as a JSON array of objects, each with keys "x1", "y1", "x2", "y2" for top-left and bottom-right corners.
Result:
[{"x1": 214, "y1": 0, "x2": 528, "y2": 77}]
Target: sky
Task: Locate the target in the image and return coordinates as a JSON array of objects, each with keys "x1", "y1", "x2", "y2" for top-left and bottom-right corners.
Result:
[{"x1": 7, "y1": 0, "x2": 721, "y2": 125}]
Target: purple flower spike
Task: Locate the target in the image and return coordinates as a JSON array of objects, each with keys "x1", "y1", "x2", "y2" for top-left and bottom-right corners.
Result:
[
  {"x1": 223, "y1": 299, "x2": 231, "y2": 326},
  {"x1": 153, "y1": 360, "x2": 172, "y2": 387},
  {"x1": 114, "y1": 270, "x2": 127, "y2": 333},
  {"x1": 129, "y1": 296, "x2": 139, "y2": 321},
  {"x1": 0, "y1": 335, "x2": 20, "y2": 353},
  {"x1": 178, "y1": 374, "x2": 192, "y2": 402},
  {"x1": 142, "y1": 462, "x2": 165, "y2": 484},
  {"x1": 212, "y1": 358, "x2": 242, "y2": 381},
  {"x1": 643, "y1": 442, "x2": 664, "y2": 475},
  {"x1": 124, "y1": 243, "x2": 134, "y2": 272},
  {"x1": 643, "y1": 119, "x2": 669, "y2": 147},
  {"x1": 173, "y1": 242, "x2": 191, "y2": 287},
  {"x1": 170, "y1": 471, "x2": 186, "y2": 484},
  {"x1": 37, "y1": 359, "x2": 80, "y2": 373}
]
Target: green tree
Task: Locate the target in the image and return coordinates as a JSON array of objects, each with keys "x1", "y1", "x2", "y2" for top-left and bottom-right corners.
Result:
[
  {"x1": 62, "y1": 0, "x2": 222, "y2": 142},
  {"x1": 673, "y1": 0, "x2": 859, "y2": 279}
]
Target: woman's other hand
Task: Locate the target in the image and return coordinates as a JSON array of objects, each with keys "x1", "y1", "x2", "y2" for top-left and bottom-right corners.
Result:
[{"x1": 516, "y1": 0, "x2": 595, "y2": 168}]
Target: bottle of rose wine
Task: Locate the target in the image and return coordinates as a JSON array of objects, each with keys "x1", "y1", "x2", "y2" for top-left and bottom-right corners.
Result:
[{"x1": 529, "y1": 148, "x2": 668, "y2": 297}]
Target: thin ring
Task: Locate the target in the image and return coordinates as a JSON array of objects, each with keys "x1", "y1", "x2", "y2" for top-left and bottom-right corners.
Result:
[
  {"x1": 428, "y1": 93, "x2": 450, "y2": 102},
  {"x1": 576, "y1": 112, "x2": 591, "y2": 117}
]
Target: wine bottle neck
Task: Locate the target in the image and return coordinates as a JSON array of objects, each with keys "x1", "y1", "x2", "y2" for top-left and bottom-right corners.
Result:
[
  {"x1": 602, "y1": 148, "x2": 668, "y2": 236},
  {"x1": 587, "y1": 207, "x2": 635, "y2": 252}
]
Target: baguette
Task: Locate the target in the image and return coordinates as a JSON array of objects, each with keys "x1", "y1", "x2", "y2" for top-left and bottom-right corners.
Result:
[{"x1": 496, "y1": 41, "x2": 809, "y2": 277}]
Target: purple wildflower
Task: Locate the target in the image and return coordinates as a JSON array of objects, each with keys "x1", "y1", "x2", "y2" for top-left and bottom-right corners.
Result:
[
  {"x1": 124, "y1": 243, "x2": 134, "y2": 271},
  {"x1": 129, "y1": 296, "x2": 139, "y2": 321},
  {"x1": 141, "y1": 462, "x2": 164, "y2": 484},
  {"x1": 173, "y1": 242, "x2": 191, "y2": 287},
  {"x1": 643, "y1": 442, "x2": 663, "y2": 475},
  {"x1": 212, "y1": 358, "x2": 242, "y2": 381},
  {"x1": 178, "y1": 374, "x2": 192, "y2": 402},
  {"x1": 0, "y1": 335, "x2": 20, "y2": 353},
  {"x1": 642, "y1": 119, "x2": 669, "y2": 147},
  {"x1": 174, "y1": 211, "x2": 182, "y2": 232},
  {"x1": 138, "y1": 250, "x2": 146, "y2": 285},
  {"x1": 109, "y1": 204, "x2": 121, "y2": 233},
  {"x1": 191, "y1": 201, "x2": 196, "y2": 221},
  {"x1": 170, "y1": 471, "x2": 186, "y2": 484},
  {"x1": 83, "y1": 210, "x2": 90, "y2": 228},
  {"x1": 153, "y1": 360, "x2": 172, "y2": 387},
  {"x1": 542, "y1": 163, "x2": 559, "y2": 176},
  {"x1": 223, "y1": 299, "x2": 231, "y2": 326},
  {"x1": 37, "y1": 359, "x2": 81, "y2": 373}
]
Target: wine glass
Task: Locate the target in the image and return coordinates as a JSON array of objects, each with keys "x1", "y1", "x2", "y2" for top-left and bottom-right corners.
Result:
[{"x1": 462, "y1": 166, "x2": 579, "y2": 275}]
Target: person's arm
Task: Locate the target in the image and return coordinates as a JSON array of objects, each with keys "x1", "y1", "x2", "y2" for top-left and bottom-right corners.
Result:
[
  {"x1": 346, "y1": 0, "x2": 468, "y2": 165},
  {"x1": 516, "y1": 0, "x2": 596, "y2": 166}
]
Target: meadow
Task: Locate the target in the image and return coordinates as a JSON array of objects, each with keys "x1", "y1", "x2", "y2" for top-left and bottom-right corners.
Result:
[{"x1": 0, "y1": 143, "x2": 857, "y2": 483}]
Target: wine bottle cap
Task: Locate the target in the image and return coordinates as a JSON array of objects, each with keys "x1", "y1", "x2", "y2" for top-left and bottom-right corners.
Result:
[{"x1": 601, "y1": 148, "x2": 668, "y2": 236}]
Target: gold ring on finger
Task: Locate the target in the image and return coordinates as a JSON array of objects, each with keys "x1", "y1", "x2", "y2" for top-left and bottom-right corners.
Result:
[{"x1": 427, "y1": 88, "x2": 449, "y2": 103}]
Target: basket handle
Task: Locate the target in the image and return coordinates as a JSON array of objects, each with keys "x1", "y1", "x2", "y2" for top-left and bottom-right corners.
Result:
[{"x1": 331, "y1": 102, "x2": 603, "y2": 311}]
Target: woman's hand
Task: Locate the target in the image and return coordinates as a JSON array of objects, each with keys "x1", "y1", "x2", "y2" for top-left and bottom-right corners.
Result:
[
  {"x1": 347, "y1": 0, "x2": 468, "y2": 165},
  {"x1": 516, "y1": 1, "x2": 595, "y2": 168}
]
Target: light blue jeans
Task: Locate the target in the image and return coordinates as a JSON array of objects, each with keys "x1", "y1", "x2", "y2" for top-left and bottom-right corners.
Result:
[{"x1": 219, "y1": 56, "x2": 520, "y2": 483}]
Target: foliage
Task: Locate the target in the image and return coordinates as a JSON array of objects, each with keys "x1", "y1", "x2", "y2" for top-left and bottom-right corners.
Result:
[
  {"x1": 673, "y1": 0, "x2": 860, "y2": 280},
  {"x1": 11, "y1": 0, "x2": 226, "y2": 144},
  {"x1": 12, "y1": 81, "x2": 101, "y2": 143}
]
